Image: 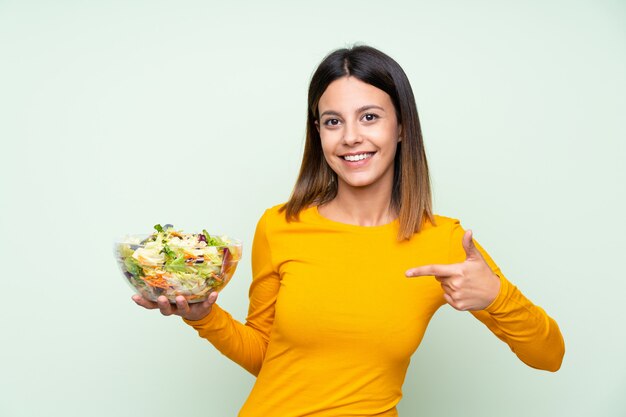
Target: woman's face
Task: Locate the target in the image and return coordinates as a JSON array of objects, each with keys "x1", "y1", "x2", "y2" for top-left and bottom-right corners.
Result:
[{"x1": 317, "y1": 76, "x2": 400, "y2": 193}]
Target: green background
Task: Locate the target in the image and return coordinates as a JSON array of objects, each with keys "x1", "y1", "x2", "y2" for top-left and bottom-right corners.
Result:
[{"x1": 1, "y1": 0, "x2": 625, "y2": 416}]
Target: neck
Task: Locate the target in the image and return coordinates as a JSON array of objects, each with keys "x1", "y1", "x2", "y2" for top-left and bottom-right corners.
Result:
[{"x1": 319, "y1": 181, "x2": 396, "y2": 227}]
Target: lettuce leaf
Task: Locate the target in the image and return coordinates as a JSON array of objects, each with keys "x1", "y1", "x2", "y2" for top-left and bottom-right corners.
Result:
[
  {"x1": 165, "y1": 256, "x2": 187, "y2": 273},
  {"x1": 124, "y1": 256, "x2": 144, "y2": 277}
]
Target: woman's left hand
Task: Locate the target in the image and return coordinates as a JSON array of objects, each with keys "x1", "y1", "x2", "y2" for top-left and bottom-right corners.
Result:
[{"x1": 405, "y1": 230, "x2": 501, "y2": 311}]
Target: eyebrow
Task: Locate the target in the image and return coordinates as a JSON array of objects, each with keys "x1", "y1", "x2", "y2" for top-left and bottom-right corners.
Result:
[{"x1": 319, "y1": 105, "x2": 386, "y2": 118}]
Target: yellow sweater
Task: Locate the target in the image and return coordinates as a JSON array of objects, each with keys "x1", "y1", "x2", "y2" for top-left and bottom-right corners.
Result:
[{"x1": 184, "y1": 205, "x2": 565, "y2": 416}]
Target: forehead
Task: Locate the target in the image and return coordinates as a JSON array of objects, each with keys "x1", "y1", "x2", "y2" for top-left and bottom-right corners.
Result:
[{"x1": 318, "y1": 76, "x2": 393, "y2": 111}]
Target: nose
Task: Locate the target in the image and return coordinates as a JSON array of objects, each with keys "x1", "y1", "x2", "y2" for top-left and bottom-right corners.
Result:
[{"x1": 342, "y1": 121, "x2": 363, "y2": 146}]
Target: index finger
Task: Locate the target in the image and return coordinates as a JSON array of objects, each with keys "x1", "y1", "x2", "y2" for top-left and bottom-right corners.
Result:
[{"x1": 405, "y1": 263, "x2": 456, "y2": 278}]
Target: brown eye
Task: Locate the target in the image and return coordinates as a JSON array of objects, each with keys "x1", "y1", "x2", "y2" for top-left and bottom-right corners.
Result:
[
  {"x1": 324, "y1": 118, "x2": 340, "y2": 126},
  {"x1": 363, "y1": 113, "x2": 378, "y2": 122}
]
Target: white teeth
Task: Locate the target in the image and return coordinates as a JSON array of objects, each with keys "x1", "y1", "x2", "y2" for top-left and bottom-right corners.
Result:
[{"x1": 343, "y1": 153, "x2": 372, "y2": 162}]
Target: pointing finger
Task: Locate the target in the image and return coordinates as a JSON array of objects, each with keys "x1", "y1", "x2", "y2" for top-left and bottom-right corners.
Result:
[{"x1": 406, "y1": 263, "x2": 456, "y2": 278}]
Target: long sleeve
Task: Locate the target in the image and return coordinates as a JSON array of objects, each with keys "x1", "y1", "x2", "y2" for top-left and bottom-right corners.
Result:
[
  {"x1": 183, "y1": 211, "x2": 280, "y2": 376},
  {"x1": 448, "y1": 221, "x2": 565, "y2": 372}
]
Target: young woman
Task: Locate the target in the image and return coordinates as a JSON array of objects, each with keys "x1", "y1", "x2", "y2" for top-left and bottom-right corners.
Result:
[{"x1": 133, "y1": 45, "x2": 565, "y2": 416}]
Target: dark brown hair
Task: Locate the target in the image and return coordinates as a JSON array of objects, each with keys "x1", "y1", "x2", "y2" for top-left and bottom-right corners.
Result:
[{"x1": 281, "y1": 45, "x2": 434, "y2": 240}]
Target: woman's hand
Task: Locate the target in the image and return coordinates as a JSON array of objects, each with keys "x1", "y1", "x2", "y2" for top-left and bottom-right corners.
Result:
[
  {"x1": 405, "y1": 230, "x2": 501, "y2": 311},
  {"x1": 132, "y1": 292, "x2": 219, "y2": 321}
]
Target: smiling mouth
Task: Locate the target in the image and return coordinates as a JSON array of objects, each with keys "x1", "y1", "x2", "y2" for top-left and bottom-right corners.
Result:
[{"x1": 341, "y1": 152, "x2": 375, "y2": 162}]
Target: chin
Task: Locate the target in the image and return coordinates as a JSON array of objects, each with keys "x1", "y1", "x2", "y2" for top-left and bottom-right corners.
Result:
[{"x1": 338, "y1": 176, "x2": 379, "y2": 189}]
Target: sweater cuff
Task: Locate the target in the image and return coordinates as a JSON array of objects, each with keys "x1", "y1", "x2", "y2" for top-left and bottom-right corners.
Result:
[
  {"x1": 182, "y1": 304, "x2": 225, "y2": 328},
  {"x1": 483, "y1": 273, "x2": 510, "y2": 314}
]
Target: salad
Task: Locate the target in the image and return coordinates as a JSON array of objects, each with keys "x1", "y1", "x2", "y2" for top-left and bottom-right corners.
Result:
[{"x1": 116, "y1": 224, "x2": 242, "y2": 303}]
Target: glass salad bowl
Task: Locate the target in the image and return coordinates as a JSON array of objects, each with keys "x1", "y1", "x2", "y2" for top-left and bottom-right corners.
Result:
[{"x1": 115, "y1": 224, "x2": 242, "y2": 303}]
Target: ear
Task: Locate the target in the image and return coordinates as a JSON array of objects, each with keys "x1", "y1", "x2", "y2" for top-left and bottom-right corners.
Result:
[
  {"x1": 314, "y1": 120, "x2": 320, "y2": 133},
  {"x1": 397, "y1": 124, "x2": 402, "y2": 142}
]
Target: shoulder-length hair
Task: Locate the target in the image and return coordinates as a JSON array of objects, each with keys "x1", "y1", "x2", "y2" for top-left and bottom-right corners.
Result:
[{"x1": 281, "y1": 45, "x2": 434, "y2": 240}]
